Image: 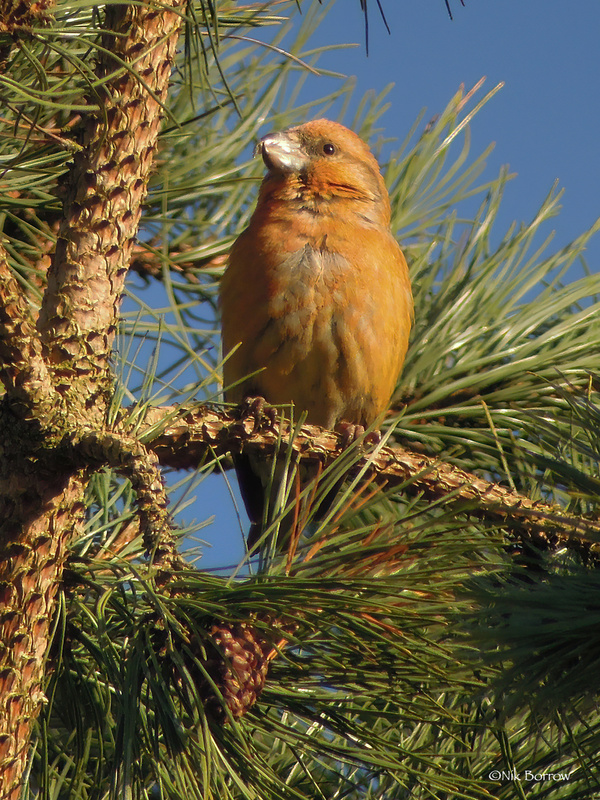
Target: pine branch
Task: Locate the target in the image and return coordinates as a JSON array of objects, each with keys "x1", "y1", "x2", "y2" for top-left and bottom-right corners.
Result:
[
  {"x1": 129, "y1": 242, "x2": 227, "y2": 282},
  {"x1": 73, "y1": 428, "x2": 186, "y2": 573},
  {"x1": 141, "y1": 404, "x2": 600, "y2": 561},
  {"x1": 38, "y1": 0, "x2": 185, "y2": 414},
  {"x1": 0, "y1": 241, "x2": 56, "y2": 419},
  {"x1": 0, "y1": 2, "x2": 187, "y2": 795}
]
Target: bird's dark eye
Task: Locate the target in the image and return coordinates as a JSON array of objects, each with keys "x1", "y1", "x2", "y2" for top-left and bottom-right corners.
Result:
[{"x1": 323, "y1": 143, "x2": 336, "y2": 155}]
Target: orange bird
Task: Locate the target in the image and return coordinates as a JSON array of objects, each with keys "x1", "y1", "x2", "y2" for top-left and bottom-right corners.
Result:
[{"x1": 220, "y1": 119, "x2": 413, "y2": 543}]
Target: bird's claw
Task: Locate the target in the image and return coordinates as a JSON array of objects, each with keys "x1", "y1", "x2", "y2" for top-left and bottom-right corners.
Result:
[
  {"x1": 336, "y1": 422, "x2": 381, "y2": 450},
  {"x1": 240, "y1": 396, "x2": 278, "y2": 434}
]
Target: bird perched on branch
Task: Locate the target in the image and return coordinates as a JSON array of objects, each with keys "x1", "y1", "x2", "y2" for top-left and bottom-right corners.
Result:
[{"x1": 220, "y1": 118, "x2": 413, "y2": 547}]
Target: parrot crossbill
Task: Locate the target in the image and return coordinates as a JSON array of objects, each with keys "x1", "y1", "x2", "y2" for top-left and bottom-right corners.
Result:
[{"x1": 220, "y1": 118, "x2": 413, "y2": 546}]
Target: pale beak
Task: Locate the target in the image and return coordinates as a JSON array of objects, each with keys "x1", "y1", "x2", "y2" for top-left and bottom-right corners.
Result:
[{"x1": 257, "y1": 130, "x2": 307, "y2": 174}]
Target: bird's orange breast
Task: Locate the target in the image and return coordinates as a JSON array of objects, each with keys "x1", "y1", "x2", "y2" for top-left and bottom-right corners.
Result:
[{"x1": 221, "y1": 202, "x2": 412, "y2": 429}]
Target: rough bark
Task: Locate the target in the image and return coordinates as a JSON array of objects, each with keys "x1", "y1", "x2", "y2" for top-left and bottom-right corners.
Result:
[
  {"x1": 142, "y1": 404, "x2": 600, "y2": 560},
  {"x1": 38, "y1": 1, "x2": 183, "y2": 421},
  {"x1": 0, "y1": 2, "x2": 185, "y2": 796}
]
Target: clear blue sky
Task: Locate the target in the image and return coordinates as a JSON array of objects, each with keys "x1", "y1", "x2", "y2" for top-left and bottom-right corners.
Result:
[{"x1": 174, "y1": 0, "x2": 600, "y2": 570}]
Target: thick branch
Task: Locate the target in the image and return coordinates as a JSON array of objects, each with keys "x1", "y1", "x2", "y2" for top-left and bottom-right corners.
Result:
[
  {"x1": 0, "y1": 459, "x2": 87, "y2": 800},
  {"x1": 38, "y1": 0, "x2": 184, "y2": 415},
  {"x1": 0, "y1": 2, "x2": 186, "y2": 795},
  {"x1": 142, "y1": 404, "x2": 600, "y2": 560}
]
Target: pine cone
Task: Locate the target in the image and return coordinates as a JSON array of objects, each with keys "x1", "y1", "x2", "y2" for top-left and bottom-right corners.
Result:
[
  {"x1": 203, "y1": 620, "x2": 270, "y2": 721},
  {"x1": 153, "y1": 611, "x2": 298, "y2": 723}
]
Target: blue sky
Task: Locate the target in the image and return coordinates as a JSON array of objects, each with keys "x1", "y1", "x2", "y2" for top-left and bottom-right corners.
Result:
[
  {"x1": 301, "y1": 0, "x2": 599, "y2": 263},
  {"x1": 178, "y1": 0, "x2": 600, "y2": 570}
]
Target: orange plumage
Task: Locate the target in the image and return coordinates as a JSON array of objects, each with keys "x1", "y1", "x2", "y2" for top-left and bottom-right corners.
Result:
[{"x1": 220, "y1": 119, "x2": 413, "y2": 541}]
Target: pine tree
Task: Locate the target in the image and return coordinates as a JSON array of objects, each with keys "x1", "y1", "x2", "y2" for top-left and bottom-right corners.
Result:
[{"x1": 1, "y1": 1, "x2": 600, "y2": 798}]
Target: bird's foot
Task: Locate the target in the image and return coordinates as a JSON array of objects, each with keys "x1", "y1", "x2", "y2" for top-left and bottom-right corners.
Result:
[
  {"x1": 335, "y1": 422, "x2": 382, "y2": 450},
  {"x1": 240, "y1": 396, "x2": 278, "y2": 433}
]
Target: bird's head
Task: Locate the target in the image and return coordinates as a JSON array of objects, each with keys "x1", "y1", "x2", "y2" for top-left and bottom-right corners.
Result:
[{"x1": 256, "y1": 119, "x2": 390, "y2": 220}]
